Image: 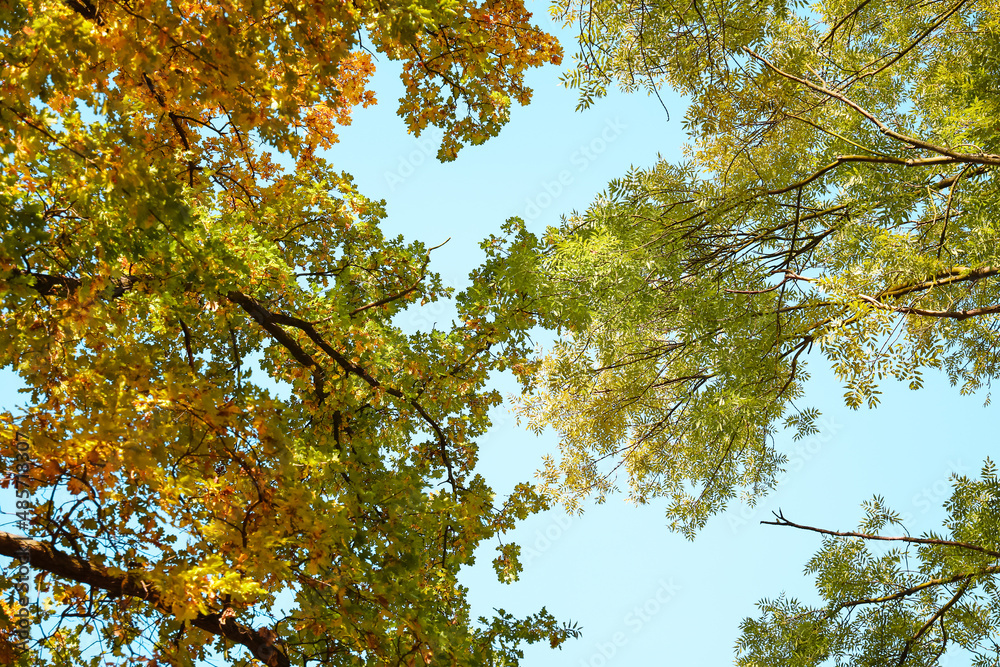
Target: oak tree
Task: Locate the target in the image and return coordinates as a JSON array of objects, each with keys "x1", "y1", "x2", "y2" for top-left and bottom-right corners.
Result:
[{"x1": 0, "y1": 0, "x2": 574, "y2": 665}]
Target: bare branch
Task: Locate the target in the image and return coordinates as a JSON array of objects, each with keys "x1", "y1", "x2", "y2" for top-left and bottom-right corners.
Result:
[{"x1": 763, "y1": 510, "x2": 1000, "y2": 559}]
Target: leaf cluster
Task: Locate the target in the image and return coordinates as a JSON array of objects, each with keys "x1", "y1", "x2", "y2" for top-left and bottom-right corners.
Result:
[
  {"x1": 0, "y1": 0, "x2": 572, "y2": 665},
  {"x1": 523, "y1": 0, "x2": 1000, "y2": 534}
]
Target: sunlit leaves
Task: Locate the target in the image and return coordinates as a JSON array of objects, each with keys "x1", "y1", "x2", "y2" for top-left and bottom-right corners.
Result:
[
  {"x1": 0, "y1": 0, "x2": 568, "y2": 664},
  {"x1": 522, "y1": 0, "x2": 1000, "y2": 538},
  {"x1": 737, "y1": 466, "x2": 1000, "y2": 666}
]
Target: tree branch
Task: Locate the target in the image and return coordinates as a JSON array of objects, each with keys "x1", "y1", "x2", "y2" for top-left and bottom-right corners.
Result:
[
  {"x1": 745, "y1": 48, "x2": 1000, "y2": 167},
  {"x1": 349, "y1": 238, "x2": 448, "y2": 317},
  {"x1": 856, "y1": 294, "x2": 1000, "y2": 321},
  {"x1": 7, "y1": 272, "x2": 460, "y2": 486},
  {"x1": 878, "y1": 266, "x2": 999, "y2": 300},
  {"x1": 63, "y1": 0, "x2": 103, "y2": 23},
  {"x1": 897, "y1": 578, "x2": 969, "y2": 665},
  {"x1": 225, "y1": 291, "x2": 324, "y2": 377},
  {"x1": 0, "y1": 531, "x2": 289, "y2": 667},
  {"x1": 766, "y1": 154, "x2": 959, "y2": 196},
  {"x1": 8, "y1": 270, "x2": 140, "y2": 299},
  {"x1": 763, "y1": 510, "x2": 1000, "y2": 558}
]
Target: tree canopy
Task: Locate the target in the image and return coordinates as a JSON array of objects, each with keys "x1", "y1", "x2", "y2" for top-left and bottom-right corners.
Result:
[
  {"x1": 5, "y1": 0, "x2": 1000, "y2": 664},
  {"x1": 522, "y1": 0, "x2": 1000, "y2": 530},
  {"x1": 510, "y1": 0, "x2": 1000, "y2": 663},
  {"x1": 737, "y1": 471, "x2": 1000, "y2": 667},
  {"x1": 0, "y1": 0, "x2": 575, "y2": 665}
]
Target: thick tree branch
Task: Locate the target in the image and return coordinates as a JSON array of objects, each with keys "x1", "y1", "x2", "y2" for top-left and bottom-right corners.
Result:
[
  {"x1": 856, "y1": 294, "x2": 1000, "y2": 321},
  {"x1": 226, "y1": 290, "x2": 395, "y2": 399},
  {"x1": 63, "y1": 0, "x2": 104, "y2": 23},
  {"x1": 766, "y1": 154, "x2": 959, "y2": 196},
  {"x1": 8, "y1": 269, "x2": 139, "y2": 299},
  {"x1": 933, "y1": 166, "x2": 990, "y2": 190},
  {"x1": 225, "y1": 292, "x2": 319, "y2": 371},
  {"x1": 0, "y1": 531, "x2": 289, "y2": 667},
  {"x1": 878, "y1": 266, "x2": 1000, "y2": 300},
  {"x1": 225, "y1": 291, "x2": 462, "y2": 487}
]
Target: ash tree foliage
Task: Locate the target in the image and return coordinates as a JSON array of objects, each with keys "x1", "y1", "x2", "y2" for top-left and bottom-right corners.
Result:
[
  {"x1": 501, "y1": 0, "x2": 1000, "y2": 663},
  {"x1": 738, "y1": 466, "x2": 1000, "y2": 667},
  {"x1": 0, "y1": 0, "x2": 578, "y2": 665},
  {"x1": 518, "y1": 0, "x2": 1000, "y2": 528}
]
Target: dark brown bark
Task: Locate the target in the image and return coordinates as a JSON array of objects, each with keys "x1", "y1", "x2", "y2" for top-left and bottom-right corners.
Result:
[
  {"x1": 63, "y1": 0, "x2": 104, "y2": 24},
  {"x1": 0, "y1": 531, "x2": 289, "y2": 667},
  {"x1": 8, "y1": 270, "x2": 139, "y2": 299}
]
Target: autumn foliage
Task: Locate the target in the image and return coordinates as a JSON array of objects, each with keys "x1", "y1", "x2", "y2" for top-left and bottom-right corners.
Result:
[{"x1": 0, "y1": 0, "x2": 569, "y2": 665}]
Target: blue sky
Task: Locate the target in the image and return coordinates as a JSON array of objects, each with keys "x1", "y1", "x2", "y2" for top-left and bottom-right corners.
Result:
[
  {"x1": 321, "y1": 2, "x2": 996, "y2": 665},
  {"x1": 1, "y1": 1, "x2": 996, "y2": 664}
]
